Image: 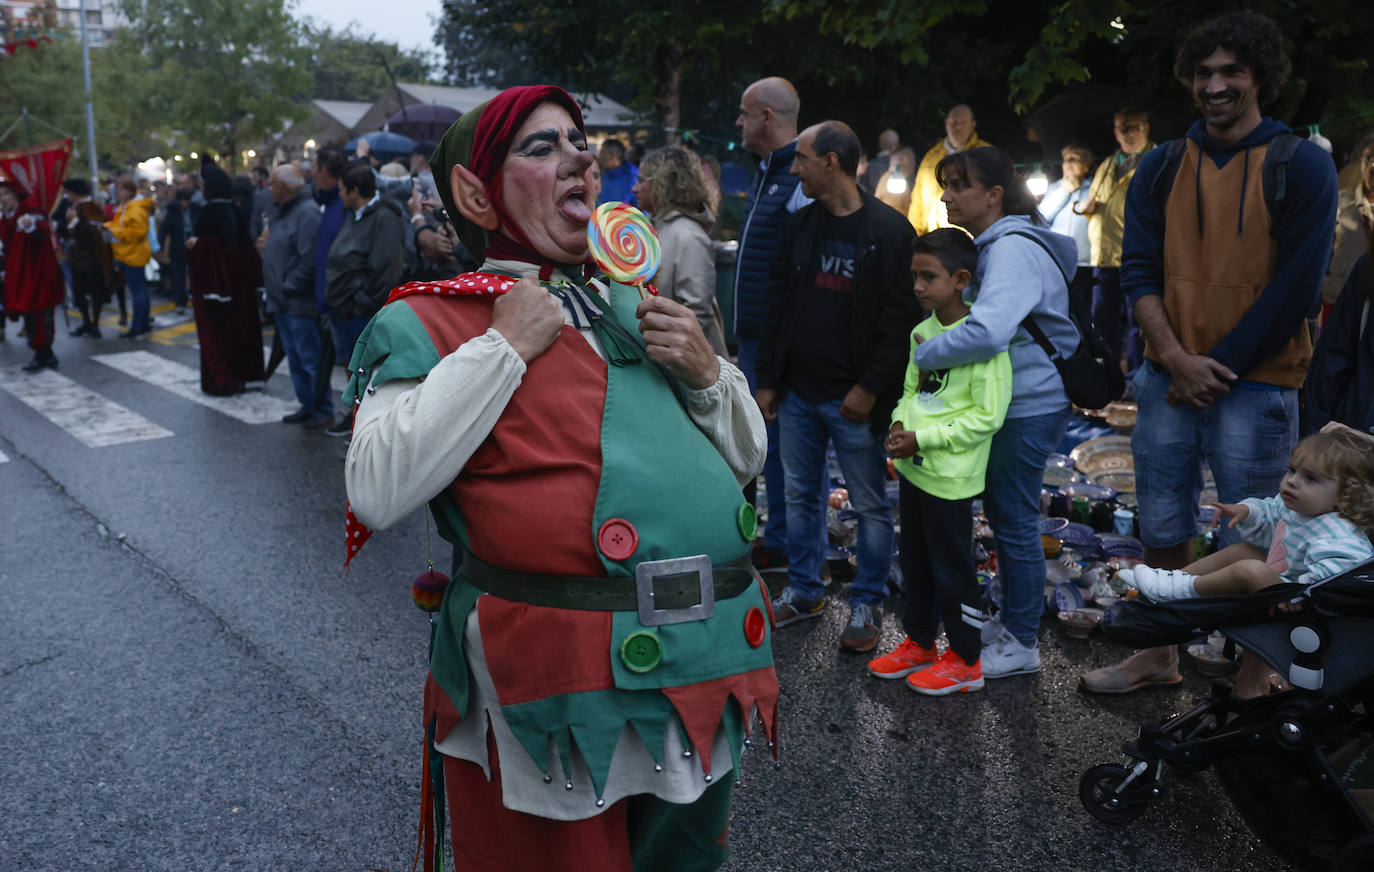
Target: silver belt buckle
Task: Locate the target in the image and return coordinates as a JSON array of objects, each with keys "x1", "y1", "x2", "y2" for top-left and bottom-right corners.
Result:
[{"x1": 635, "y1": 555, "x2": 714, "y2": 626}]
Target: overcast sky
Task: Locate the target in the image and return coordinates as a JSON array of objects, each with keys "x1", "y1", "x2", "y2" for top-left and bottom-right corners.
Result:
[{"x1": 293, "y1": 0, "x2": 445, "y2": 58}]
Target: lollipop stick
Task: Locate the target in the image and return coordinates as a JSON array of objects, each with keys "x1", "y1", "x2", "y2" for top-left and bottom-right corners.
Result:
[{"x1": 636, "y1": 282, "x2": 648, "y2": 302}]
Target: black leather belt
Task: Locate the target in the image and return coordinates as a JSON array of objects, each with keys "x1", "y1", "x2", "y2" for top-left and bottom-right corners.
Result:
[{"x1": 461, "y1": 549, "x2": 756, "y2": 625}]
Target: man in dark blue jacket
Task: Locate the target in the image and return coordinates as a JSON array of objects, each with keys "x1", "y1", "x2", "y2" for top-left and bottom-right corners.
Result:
[
  {"x1": 1081, "y1": 11, "x2": 1338, "y2": 695},
  {"x1": 733, "y1": 76, "x2": 819, "y2": 570}
]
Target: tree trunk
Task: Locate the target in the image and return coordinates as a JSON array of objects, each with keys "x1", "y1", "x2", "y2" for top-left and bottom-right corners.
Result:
[{"x1": 655, "y1": 40, "x2": 683, "y2": 147}]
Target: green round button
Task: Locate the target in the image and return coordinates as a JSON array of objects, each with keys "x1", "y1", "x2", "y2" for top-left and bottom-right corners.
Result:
[
  {"x1": 736, "y1": 503, "x2": 758, "y2": 542},
  {"x1": 620, "y1": 630, "x2": 663, "y2": 673}
]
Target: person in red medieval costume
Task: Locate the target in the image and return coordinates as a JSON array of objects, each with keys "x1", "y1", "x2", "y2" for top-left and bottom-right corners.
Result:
[
  {"x1": 0, "y1": 169, "x2": 65, "y2": 370},
  {"x1": 187, "y1": 158, "x2": 265, "y2": 395},
  {"x1": 342, "y1": 86, "x2": 778, "y2": 871}
]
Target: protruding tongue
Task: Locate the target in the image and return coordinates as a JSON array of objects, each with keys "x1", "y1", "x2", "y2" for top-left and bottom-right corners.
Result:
[{"x1": 561, "y1": 195, "x2": 592, "y2": 224}]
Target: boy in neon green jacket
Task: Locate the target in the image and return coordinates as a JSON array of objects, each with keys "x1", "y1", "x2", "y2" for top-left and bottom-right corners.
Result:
[{"x1": 867, "y1": 228, "x2": 1013, "y2": 695}]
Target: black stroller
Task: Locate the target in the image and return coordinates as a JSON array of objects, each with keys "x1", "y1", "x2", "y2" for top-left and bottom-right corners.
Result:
[{"x1": 1080, "y1": 560, "x2": 1374, "y2": 870}]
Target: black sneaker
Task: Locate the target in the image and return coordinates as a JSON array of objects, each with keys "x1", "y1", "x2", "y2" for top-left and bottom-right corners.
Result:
[
  {"x1": 324, "y1": 415, "x2": 353, "y2": 438},
  {"x1": 751, "y1": 544, "x2": 789, "y2": 572},
  {"x1": 282, "y1": 408, "x2": 312, "y2": 424}
]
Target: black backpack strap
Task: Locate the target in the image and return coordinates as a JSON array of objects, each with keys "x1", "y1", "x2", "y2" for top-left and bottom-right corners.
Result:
[
  {"x1": 1261, "y1": 132, "x2": 1301, "y2": 214},
  {"x1": 1002, "y1": 230, "x2": 1071, "y2": 358}
]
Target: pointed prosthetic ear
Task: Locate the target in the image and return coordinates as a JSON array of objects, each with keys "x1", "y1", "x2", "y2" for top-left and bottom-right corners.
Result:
[{"x1": 451, "y1": 164, "x2": 498, "y2": 231}]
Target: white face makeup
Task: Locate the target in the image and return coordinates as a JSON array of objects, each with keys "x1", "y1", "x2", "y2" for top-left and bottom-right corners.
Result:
[{"x1": 498, "y1": 102, "x2": 595, "y2": 263}]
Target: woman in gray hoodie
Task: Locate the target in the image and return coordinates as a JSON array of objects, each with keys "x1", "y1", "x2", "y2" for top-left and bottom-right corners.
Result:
[
  {"x1": 911, "y1": 147, "x2": 1081, "y2": 680},
  {"x1": 633, "y1": 147, "x2": 729, "y2": 357}
]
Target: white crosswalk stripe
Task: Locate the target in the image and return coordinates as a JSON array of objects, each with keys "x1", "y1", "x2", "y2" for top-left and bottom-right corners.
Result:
[
  {"x1": 0, "y1": 367, "x2": 175, "y2": 447},
  {"x1": 94, "y1": 350, "x2": 297, "y2": 424},
  {"x1": 0, "y1": 448, "x2": 9, "y2": 463}
]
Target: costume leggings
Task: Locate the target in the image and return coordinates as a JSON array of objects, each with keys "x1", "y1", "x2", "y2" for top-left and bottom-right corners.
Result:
[
  {"x1": 23, "y1": 308, "x2": 55, "y2": 354},
  {"x1": 897, "y1": 477, "x2": 982, "y2": 664},
  {"x1": 444, "y1": 735, "x2": 733, "y2": 872}
]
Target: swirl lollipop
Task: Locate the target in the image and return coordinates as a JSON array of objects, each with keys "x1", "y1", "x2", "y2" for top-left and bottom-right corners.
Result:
[{"x1": 587, "y1": 201, "x2": 661, "y2": 299}]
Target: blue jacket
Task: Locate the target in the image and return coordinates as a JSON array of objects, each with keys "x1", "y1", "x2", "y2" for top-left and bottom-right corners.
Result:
[
  {"x1": 911, "y1": 214, "x2": 1079, "y2": 419},
  {"x1": 598, "y1": 162, "x2": 638, "y2": 207},
  {"x1": 1120, "y1": 118, "x2": 1337, "y2": 380},
  {"x1": 733, "y1": 140, "x2": 810, "y2": 339},
  {"x1": 314, "y1": 184, "x2": 345, "y2": 313},
  {"x1": 1304, "y1": 256, "x2": 1374, "y2": 434},
  {"x1": 1038, "y1": 179, "x2": 1091, "y2": 266}
]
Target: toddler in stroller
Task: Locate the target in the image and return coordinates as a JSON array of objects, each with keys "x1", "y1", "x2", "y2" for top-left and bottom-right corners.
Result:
[
  {"x1": 1122, "y1": 429, "x2": 1374, "y2": 697},
  {"x1": 1081, "y1": 558, "x2": 1374, "y2": 869}
]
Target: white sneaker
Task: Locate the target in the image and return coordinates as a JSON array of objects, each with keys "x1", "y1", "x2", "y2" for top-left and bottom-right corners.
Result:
[
  {"x1": 980, "y1": 614, "x2": 1004, "y2": 646},
  {"x1": 1134, "y1": 567, "x2": 1198, "y2": 602},
  {"x1": 981, "y1": 629, "x2": 1041, "y2": 679}
]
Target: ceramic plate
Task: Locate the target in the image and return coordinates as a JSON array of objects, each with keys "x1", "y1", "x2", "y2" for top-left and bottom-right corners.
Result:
[
  {"x1": 1069, "y1": 435, "x2": 1134, "y2": 475},
  {"x1": 1059, "y1": 481, "x2": 1117, "y2": 501},
  {"x1": 1045, "y1": 453, "x2": 1075, "y2": 469},
  {"x1": 1043, "y1": 466, "x2": 1080, "y2": 488},
  {"x1": 1039, "y1": 517, "x2": 1070, "y2": 536},
  {"x1": 1090, "y1": 470, "x2": 1136, "y2": 493}
]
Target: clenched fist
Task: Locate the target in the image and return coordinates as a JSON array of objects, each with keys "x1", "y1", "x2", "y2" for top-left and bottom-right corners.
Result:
[{"x1": 491, "y1": 277, "x2": 565, "y2": 362}]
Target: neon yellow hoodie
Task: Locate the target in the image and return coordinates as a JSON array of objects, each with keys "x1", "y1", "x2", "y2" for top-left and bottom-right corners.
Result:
[{"x1": 890, "y1": 314, "x2": 1013, "y2": 499}]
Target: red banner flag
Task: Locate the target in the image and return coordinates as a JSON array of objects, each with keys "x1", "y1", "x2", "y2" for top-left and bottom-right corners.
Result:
[{"x1": 0, "y1": 138, "x2": 72, "y2": 215}]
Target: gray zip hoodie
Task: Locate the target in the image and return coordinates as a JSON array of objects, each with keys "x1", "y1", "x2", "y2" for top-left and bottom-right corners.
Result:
[{"x1": 911, "y1": 214, "x2": 1079, "y2": 419}]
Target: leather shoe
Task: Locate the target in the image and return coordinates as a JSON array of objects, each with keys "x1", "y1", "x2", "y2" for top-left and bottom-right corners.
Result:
[
  {"x1": 70, "y1": 324, "x2": 92, "y2": 337},
  {"x1": 282, "y1": 409, "x2": 313, "y2": 424},
  {"x1": 1079, "y1": 660, "x2": 1183, "y2": 694},
  {"x1": 21, "y1": 353, "x2": 58, "y2": 372}
]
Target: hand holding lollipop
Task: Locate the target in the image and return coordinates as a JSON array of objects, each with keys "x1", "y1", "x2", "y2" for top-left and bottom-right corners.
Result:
[{"x1": 587, "y1": 201, "x2": 660, "y2": 300}]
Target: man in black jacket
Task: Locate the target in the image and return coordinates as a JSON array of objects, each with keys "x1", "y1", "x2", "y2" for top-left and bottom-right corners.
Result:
[
  {"x1": 325, "y1": 163, "x2": 406, "y2": 436},
  {"x1": 755, "y1": 121, "x2": 921, "y2": 652}
]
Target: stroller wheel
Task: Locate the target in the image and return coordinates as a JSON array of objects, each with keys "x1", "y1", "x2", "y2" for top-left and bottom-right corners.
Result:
[{"x1": 1080, "y1": 764, "x2": 1151, "y2": 824}]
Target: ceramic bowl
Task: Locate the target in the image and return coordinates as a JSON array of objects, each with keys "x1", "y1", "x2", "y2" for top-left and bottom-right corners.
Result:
[
  {"x1": 1187, "y1": 643, "x2": 1231, "y2": 677},
  {"x1": 1070, "y1": 435, "x2": 1134, "y2": 476},
  {"x1": 1058, "y1": 608, "x2": 1104, "y2": 639}
]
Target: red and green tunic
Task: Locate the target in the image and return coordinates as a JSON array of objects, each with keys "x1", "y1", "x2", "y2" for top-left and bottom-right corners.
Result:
[{"x1": 345, "y1": 270, "x2": 780, "y2": 815}]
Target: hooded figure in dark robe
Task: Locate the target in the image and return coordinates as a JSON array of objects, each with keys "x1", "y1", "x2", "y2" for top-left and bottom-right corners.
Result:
[{"x1": 188, "y1": 157, "x2": 265, "y2": 395}]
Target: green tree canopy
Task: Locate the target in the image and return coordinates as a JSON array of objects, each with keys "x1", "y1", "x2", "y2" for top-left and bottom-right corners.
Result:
[
  {"x1": 304, "y1": 23, "x2": 433, "y2": 103},
  {"x1": 119, "y1": 0, "x2": 312, "y2": 166}
]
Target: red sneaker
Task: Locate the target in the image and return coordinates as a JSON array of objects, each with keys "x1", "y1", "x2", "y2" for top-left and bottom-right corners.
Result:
[
  {"x1": 867, "y1": 637, "x2": 937, "y2": 679},
  {"x1": 906, "y1": 649, "x2": 984, "y2": 696}
]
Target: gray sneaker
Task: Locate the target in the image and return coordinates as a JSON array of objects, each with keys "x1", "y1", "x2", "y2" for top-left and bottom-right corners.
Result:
[
  {"x1": 771, "y1": 586, "x2": 825, "y2": 627},
  {"x1": 840, "y1": 602, "x2": 880, "y2": 652}
]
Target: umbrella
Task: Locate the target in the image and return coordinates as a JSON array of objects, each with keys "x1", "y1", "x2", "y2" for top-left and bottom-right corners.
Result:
[
  {"x1": 344, "y1": 130, "x2": 417, "y2": 163},
  {"x1": 386, "y1": 104, "x2": 462, "y2": 143}
]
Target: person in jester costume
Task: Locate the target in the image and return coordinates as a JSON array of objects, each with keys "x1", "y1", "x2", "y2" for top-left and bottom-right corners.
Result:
[{"x1": 342, "y1": 85, "x2": 779, "y2": 871}]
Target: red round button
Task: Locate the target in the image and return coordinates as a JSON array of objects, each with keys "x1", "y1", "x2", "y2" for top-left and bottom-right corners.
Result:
[
  {"x1": 744, "y1": 606, "x2": 767, "y2": 648},
  {"x1": 597, "y1": 518, "x2": 639, "y2": 562}
]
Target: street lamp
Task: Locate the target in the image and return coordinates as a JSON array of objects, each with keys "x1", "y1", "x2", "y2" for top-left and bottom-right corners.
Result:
[{"x1": 1027, "y1": 169, "x2": 1049, "y2": 199}]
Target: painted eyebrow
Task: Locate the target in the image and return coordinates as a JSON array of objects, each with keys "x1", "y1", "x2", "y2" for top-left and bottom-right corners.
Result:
[{"x1": 513, "y1": 127, "x2": 587, "y2": 153}]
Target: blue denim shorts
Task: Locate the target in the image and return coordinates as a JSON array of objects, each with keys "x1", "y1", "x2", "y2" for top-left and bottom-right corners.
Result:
[{"x1": 1130, "y1": 361, "x2": 1297, "y2": 549}]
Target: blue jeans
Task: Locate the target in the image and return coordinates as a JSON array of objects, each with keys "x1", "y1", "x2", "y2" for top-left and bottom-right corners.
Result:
[
  {"x1": 275, "y1": 312, "x2": 334, "y2": 415},
  {"x1": 736, "y1": 338, "x2": 825, "y2": 550},
  {"x1": 330, "y1": 313, "x2": 371, "y2": 367},
  {"x1": 778, "y1": 392, "x2": 893, "y2": 606},
  {"x1": 985, "y1": 407, "x2": 1071, "y2": 647},
  {"x1": 122, "y1": 262, "x2": 150, "y2": 331},
  {"x1": 1131, "y1": 360, "x2": 1297, "y2": 550}
]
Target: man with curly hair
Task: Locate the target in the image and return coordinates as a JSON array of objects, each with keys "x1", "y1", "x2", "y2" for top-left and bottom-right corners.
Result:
[{"x1": 1080, "y1": 11, "x2": 1340, "y2": 694}]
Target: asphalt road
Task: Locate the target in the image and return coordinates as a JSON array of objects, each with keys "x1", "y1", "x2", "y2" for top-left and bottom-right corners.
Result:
[{"x1": 0, "y1": 322, "x2": 1293, "y2": 871}]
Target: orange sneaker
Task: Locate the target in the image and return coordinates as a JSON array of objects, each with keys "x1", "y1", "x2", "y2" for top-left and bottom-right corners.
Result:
[
  {"x1": 867, "y1": 637, "x2": 937, "y2": 679},
  {"x1": 906, "y1": 649, "x2": 984, "y2": 696}
]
